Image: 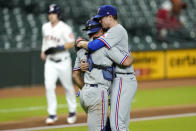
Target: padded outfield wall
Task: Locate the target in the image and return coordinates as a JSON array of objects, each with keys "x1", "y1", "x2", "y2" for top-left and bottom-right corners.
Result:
[
  {"x1": 0, "y1": 50, "x2": 44, "y2": 88},
  {"x1": 133, "y1": 49, "x2": 196, "y2": 81},
  {"x1": 0, "y1": 49, "x2": 76, "y2": 88},
  {"x1": 0, "y1": 49, "x2": 196, "y2": 87}
]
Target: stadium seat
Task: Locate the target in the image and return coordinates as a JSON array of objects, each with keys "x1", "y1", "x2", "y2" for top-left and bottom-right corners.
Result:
[{"x1": 0, "y1": 0, "x2": 196, "y2": 51}]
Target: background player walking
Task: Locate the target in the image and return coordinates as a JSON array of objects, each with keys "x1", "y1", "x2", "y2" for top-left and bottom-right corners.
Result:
[{"x1": 41, "y1": 4, "x2": 77, "y2": 125}]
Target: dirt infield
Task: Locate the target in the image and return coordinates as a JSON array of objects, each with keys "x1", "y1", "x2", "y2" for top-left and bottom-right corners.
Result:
[
  {"x1": 0, "y1": 78, "x2": 196, "y2": 130},
  {"x1": 0, "y1": 104, "x2": 196, "y2": 130}
]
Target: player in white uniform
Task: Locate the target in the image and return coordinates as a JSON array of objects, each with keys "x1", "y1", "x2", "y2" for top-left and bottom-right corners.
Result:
[{"x1": 41, "y1": 4, "x2": 77, "y2": 125}]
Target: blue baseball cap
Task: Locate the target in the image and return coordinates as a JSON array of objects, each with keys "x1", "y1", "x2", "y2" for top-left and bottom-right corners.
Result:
[
  {"x1": 82, "y1": 18, "x2": 102, "y2": 35},
  {"x1": 94, "y1": 5, "x2": 117, "y2": 19},
  {"x1": 48, "y1": 4, "x2": 61, "y2": 15}
]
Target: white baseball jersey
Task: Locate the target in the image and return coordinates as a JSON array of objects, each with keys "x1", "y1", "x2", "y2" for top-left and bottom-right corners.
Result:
[
  {"x1": 42, "y1": 20, "x2": 77, "y2": 116},
  {"x1": 42, "y1": 21, "x2": 74, "y2": 60}
]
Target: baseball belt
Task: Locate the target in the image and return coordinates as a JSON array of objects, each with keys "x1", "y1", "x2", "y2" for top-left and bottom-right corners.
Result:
[
  {"x1": 114, "y1": 72, "x2": 135, "y2": 77},
  {"x1": 49, "y1": 56, "x2": 68, "y2": 63},
  {"x1": 85, "y1": 84, "x2": 98, "y2": 88}
]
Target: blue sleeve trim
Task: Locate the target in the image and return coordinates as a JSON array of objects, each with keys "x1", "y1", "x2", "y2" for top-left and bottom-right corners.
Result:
[
  {"x1": 57, "y1": 45, "x2": 65, "y2": 50},
  {"x1": 120, "y1": 55, "x2": 128, "y2": 65},
  {"x1": 88, "y1": 39, "x2": 105, "y2": 51},
  {"x1": 97, "y1": 37, "x2": 111, "y2": 49}
]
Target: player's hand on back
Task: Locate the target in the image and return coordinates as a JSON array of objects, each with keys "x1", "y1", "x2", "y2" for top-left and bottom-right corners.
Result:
[
  {"x1": 76, "y1": 37, "x2": 84, "y2": 43},
  {"x1": 80, "y1": 60, "x2": 89, "y2": 71},
  {"x1": 77, "y1": 41, "x2": 88, "y2": 49},
  {"x1": 75, "y1": 37, "x2": 89, "y2": 50}
]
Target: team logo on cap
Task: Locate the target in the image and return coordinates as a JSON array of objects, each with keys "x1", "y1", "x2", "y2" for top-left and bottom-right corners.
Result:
[
  {"x1": 88, "y1": 24, "x2": 92, "y2": 30},
  {"x1": 49, "y1": 6, "x2": 54, "y2": 12},
  {"x1": 97, "y1": 8, "x2": 100, "y2": 14}
]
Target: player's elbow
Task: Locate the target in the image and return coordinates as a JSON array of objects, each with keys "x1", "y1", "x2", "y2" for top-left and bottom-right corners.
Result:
[
  {"x1": 122, "y1": 55, "x2": 134, "y2": 67},
  {"x1": 123, "y1": 60, "x2": 131, "y2": 66}
]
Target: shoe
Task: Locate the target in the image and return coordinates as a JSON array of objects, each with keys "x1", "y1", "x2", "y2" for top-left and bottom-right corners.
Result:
[
  {"x1": 46, "y1": 115, "x2": 58, "y2": 125},
  {"x1": 67, "y1": 112, "x2": 76, "y2": 124}
]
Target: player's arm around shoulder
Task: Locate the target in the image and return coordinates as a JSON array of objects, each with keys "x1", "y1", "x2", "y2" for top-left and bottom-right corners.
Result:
[{"x1": 106, "y1": 46, "x2": 134, "y2": 67}]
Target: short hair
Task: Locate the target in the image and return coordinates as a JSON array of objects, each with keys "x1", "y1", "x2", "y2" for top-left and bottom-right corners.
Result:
[{"x1": 112, "y1": 15, "x2": 118, "y2": 20}]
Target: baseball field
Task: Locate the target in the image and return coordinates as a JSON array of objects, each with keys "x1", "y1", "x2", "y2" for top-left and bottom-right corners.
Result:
[{"x1": 0, "y1": 78, "x2": 196, "y2": 131}]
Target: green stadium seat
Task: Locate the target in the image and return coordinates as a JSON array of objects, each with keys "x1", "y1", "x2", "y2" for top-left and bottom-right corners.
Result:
[{"x1": 0, "y1": 0, "x2": 196, "y2": 51}]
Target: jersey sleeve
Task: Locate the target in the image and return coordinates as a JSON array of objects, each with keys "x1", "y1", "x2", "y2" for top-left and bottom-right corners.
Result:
[
  {"x1": 73, "y1": 55, "x2": 81, "y2": 71},
  {"x1": 41, "y1": 25, "x2": 47, "y2": 52},
  {"x1": 98, "y1": 27, "x2": 123, "y2": 49},
  {"x1": 73, "y1": 51, "x2": 82, "y2": 71},
  {"x1": 62, "y1": 24, "x2": 75, "y2": 43},
  {"x1": 106, "y1": 47, "x2": 129, "y2": 65},
  {"x1": 88, "y1": 39, "x2": 105, "y2": 51},
  {"x1": 73, "y1": 49, "x2": 87, "y2": 71}
]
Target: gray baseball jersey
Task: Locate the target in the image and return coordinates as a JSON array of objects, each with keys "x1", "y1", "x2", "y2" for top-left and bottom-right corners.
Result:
[
  {"x1": 73, "y1": 48, "x2": 87, "y2": 71},
  {"x1": 73, "y1": 46, "x2": 129, "y2": 131},
  {"x1": 97, "y1": 24, "x2": 138, "y2": 131},
  {"x1": 98, "y1": 24, "x2": 135, "y2": 74},
  {"x1": 73, "y1": 46, "x2": 129, "y2": 89}
]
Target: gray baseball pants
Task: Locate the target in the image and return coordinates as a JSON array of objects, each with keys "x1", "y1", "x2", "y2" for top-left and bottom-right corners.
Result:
[
  {"x1": 80, "y1": 84, "x2": 109, "y2": 131},
  {"x1": 110, "y1": 74, "x2": 137, "y2": 131}
]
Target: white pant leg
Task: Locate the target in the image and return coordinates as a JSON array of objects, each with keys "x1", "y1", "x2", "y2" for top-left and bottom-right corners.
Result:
[
  {"x1": 44, "y1": 60, "x2": 58, "y2": 115},
  {"x1": 58, "y1": 58, "x2": 77, "y2": 113}
]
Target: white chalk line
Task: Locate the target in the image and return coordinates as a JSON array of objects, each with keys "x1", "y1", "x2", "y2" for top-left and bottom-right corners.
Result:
[
  {"x1": 0, "y1": 100, "x2": 137, "y2": 113},
  {"x1": 3, "y1": 112, "x2": 196, "y2": 131},
  {"x1": 131, "y1": 112, "x2": 196, "y2": 122},
  {"x1": 0, "y1": 103, "x2": 79, "y2": 113}
]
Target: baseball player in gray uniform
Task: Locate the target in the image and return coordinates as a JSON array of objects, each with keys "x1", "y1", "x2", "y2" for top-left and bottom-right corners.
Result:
[
  {"x1": 78, "y1": 5, "x2": 138, "y2": 131},
  {"x1": 73, "y1": 18, "x2": 134, "y2": 131}
]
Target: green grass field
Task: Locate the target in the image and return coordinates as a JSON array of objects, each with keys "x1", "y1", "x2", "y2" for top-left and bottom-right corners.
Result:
[
  {"x1": 0, "y1": 85, "x2": 196, "y2": 122},
  {"x1": 39, "y1": 116, "x2": 196, "y2": 131}
]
